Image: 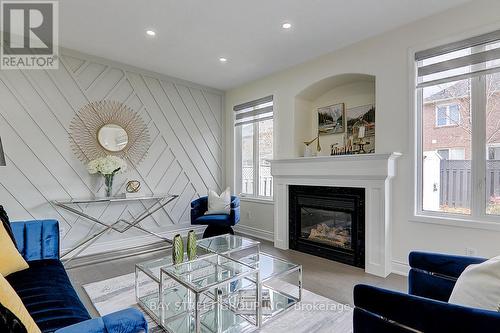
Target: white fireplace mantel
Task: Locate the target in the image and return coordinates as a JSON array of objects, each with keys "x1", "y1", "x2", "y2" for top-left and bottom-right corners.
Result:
[{"x1": 270, "y1": 153, "x2": 401, "y2": 277}]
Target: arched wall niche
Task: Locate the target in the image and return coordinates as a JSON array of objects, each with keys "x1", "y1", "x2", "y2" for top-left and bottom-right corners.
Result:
[{"x1": 294, "y1": 73, "x2": 376, "y2": 157}]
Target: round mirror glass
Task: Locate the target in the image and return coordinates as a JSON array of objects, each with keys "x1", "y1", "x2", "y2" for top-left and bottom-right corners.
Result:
[{"x1": 97, "y1": 124, "x2": 129, "y2": 152}]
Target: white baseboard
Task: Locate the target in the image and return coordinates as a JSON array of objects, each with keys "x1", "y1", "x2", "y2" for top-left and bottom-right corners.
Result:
[
  {"x1": 391, "y1": 260, "x2": 410, "y2": 276},
  {"x1": 235, "y1": 224, "x2": 274, "y2": 242},
  {"x1": 62, "y1": 224, "x2": 205, "y2": 257}
]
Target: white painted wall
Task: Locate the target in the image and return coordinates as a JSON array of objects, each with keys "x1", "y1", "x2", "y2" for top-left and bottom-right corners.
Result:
[
  {"x1": 0, "y1": 49, "x2": 224, "y2": 255},
  {"x1": 225, "y1": 0, "x2": 500, "y2": 273},
  {"x1": 235, "y1": 199, "x2": 274, "y2": 241}
]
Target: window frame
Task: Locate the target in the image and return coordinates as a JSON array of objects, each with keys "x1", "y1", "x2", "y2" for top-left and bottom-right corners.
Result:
[
  {"x1": 235, "y1": 116, "x2": 274, "y2": 201},
  {"x1": 409, "y1": 28, "x2": 500, "y2": 231},
  {"x1": 487, "y1": 143, "x2": 500, "y2": 160},
  {"x1": 413, "y1": 66, "x2": 500, "y2": 229},
  {"x1": 436, "y1": 147, "x2": 466, "y2": 160},
  {"x1": 435, "y1": 103, "x2": 461, "y2": 127}
]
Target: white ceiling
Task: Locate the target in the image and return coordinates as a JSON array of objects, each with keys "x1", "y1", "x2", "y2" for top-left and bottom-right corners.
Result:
[{"x1": 60, "y1": 0, "x2": 470, "y2": 90}]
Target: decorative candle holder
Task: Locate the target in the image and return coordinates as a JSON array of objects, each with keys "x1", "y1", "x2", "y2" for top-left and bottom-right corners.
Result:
[
  {"x1": 172, "y1": 234, "x2": 184, "y2": 265},
  {"x1": 187, "y1": 230, "x2": 197, "y2": 260}
]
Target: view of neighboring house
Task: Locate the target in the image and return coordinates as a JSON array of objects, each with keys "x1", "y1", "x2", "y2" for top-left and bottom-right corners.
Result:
[{"x1": 422, "y1": 73, "x2": 500, "y2": 213}]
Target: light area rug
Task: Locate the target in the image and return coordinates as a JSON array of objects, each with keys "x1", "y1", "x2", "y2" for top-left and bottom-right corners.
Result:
[{"x1": 83, "y1": 273, "x2": 353, "y2": 333}]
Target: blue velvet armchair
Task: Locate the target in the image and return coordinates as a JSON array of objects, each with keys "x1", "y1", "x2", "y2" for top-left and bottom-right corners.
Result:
[
  {"x1": 7, "y1": 219, "x2": 147, "y2": 333},
  {"x1": 191, "y1": 196, "x2": 240, "y2": 238},
  {"x1": 353, "y1": 251, "x2": 500, "y2": 332}
]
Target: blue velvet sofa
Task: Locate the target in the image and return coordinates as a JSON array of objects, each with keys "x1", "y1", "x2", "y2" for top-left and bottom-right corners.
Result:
[
  {"x1": 191, "y1": 196, "x2": 240, "y2": 237},
  {"x1": 353, "y1": 251, "x2": 500, "y2": 332},
  {"x1": 7, "y1": 219, "x2": 147, "y2": 333}
]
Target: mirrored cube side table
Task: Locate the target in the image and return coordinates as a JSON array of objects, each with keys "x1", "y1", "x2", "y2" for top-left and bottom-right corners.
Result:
[
  {"x1": 159, "y1": 254, "x2": 261, "y2": 333},
  {"x1": 135, "y1": 248, "x2": 211, "y2": 322}
]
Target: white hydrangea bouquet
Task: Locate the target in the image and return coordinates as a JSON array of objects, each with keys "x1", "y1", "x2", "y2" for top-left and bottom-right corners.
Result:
[{"x1": 87, "y1": 156, "x2": 127, "y2": 197}]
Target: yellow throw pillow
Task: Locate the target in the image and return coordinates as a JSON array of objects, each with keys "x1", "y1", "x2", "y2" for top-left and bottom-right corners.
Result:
[
  {"x1": 0, "y1": 222, "x2": 29, "y2": 276},
  {"x1": 0, "y1": 273, "x2": 41, "y2": 333}
]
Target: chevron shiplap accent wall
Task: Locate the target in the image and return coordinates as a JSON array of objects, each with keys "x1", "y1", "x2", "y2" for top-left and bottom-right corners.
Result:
[{"x1": 0, "y1": 50, "x2": 224, "y2": 253}]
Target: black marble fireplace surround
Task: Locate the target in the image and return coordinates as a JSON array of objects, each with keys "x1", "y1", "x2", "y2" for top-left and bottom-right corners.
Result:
[{"x1": 289, "y1": 185, "x2": 365, "y2": 268}]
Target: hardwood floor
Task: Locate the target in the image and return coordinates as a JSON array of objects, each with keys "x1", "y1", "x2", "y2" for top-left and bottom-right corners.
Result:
[{"x1": 66, "y1": 237, "x2": 407, "y2": 317}]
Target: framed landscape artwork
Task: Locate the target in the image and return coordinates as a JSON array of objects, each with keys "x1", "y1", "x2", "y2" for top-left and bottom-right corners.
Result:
[
  {"x1": 346, "y1": 104, "x2": 376, "y2": 153},
  {"x1": 318, "y1": 103, "x2": 345, "y2": 135}
]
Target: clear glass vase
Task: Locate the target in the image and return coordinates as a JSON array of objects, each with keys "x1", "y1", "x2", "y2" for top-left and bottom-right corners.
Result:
[{"x1": 104, "y1": 174, "x2": 114, "y2": 197}]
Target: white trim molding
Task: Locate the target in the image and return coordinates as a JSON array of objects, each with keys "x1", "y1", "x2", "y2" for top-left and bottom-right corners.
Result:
[
  {"x1": 270, "y1": 153, "x2": 401, "y2": 277},
  {"x1": 392, "y1": 260, "x2": 410, "y2": 277},
  {"x1": 240, "y1": 197, "x2": 275, "y2": 205},
  {"x1": 235, "y1": 224, "x2": 274, "y2": 242}
]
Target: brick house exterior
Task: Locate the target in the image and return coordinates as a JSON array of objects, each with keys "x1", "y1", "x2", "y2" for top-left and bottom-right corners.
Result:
[{"x1": 423, "y1": 74, "x2": 500, "y2": 160}]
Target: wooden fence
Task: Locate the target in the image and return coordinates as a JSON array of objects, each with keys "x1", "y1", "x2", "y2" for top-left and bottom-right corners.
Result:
[{"x1": 440, "y1": 160, "x2": 500, "y2": 209}]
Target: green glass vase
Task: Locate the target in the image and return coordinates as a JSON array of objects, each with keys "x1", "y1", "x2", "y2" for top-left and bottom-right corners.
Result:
[
  {"x1": 104, "y1": 174, "x2": 114, "y2": 197},
  {"x1": 187, "y1": 230, "x2": 197, "y2": 261},
  {"x1": 172, "y1": 234, "x2": 184, "y2": 265}
]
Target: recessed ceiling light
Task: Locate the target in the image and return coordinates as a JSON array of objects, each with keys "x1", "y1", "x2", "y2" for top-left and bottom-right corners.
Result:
[
  {"x1": 146, "y1": 30, "x2": 156, "y2": 36},
  {"x1": 219, "y1": 57, "x2": 228, "y2": 63},
  {"x1": 282, "y1": 22, "x2": 292, "y2": 29}
]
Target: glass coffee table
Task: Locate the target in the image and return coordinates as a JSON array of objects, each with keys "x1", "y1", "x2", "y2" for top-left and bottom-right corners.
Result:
[
  {"x1": 135, "y1": 234, "x2": 302, "y2": 333},
  {"x1": 160, "y1": 253, "x2": 260, "y2": 333}
]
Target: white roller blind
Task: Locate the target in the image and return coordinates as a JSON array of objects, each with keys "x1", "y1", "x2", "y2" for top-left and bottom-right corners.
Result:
[
  {"x1": 416, "y1": 30, "x2": 500, "y2": 88},
  {"x1": 234, "y1": 95, "x2": 273, "y2": 126}
]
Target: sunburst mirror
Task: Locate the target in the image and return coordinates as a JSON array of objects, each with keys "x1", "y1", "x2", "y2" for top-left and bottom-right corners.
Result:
[{"x1": 69, "y1": 100, "x2": 150, "y2": 166}]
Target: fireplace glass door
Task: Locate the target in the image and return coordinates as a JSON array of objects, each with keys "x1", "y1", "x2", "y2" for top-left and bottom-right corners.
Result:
[
  {"x1": 289, "y1": 185, "x2": 364, "y2": 268},
  {"x1": 300, "y1": 207, "x2": 352, "y2": 250}
]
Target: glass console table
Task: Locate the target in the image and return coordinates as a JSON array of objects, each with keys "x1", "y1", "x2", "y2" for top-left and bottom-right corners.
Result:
[{"x1": 53, "y1": 195, "x2": 178, "y2": 262}]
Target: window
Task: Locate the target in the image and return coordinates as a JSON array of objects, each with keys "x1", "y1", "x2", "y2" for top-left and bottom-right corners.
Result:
[
  {"x1": 235, "y1": 96, "x2": 274, "y2": 199},
  {"x1": 436, "y1": 104, "x2": 460, "y2": 126},
  {"x1": 488, "y1": 144, "x2": 500, "y2": 160},
  {"x1": 437, "y1": 148, "x2": 465, "y2": 160},
  {"x1": 415, "y1": 30, "x2": 500, "y2": 220}
]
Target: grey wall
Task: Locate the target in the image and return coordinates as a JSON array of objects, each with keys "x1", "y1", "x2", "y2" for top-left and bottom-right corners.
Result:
[{"x1": 0, "y1": 49, "x2": 224, "y2": 254}]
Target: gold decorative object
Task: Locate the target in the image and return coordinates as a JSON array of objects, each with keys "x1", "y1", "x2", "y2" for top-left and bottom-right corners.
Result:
[
  {"x1": 126, "y1": 180, "x2": 141, "y2": 193},
  {"x1": 303, "y1": 134, "x2": 321, "y2": 157},
  {"x1": 69, "y1": 100, "x2": 150, "y2": 166}
]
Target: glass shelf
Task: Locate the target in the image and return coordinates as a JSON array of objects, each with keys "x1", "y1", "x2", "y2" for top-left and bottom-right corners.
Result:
[
  {"x1": 225, "y1": 287, "x2": 297, "y2": 324},
  {"x1": 137, "y1": 249, "x2": 212, "y2": 282},
  {"x1": 238, "y1": 253, "x2": 300, "y2": 282},
  {"x1": 197, "y1": 234, "x2": 259, "y2": 254},
  {"x1": 54, "y1": 194, "x2": 177, "y2": 205},
  {"x1": 162, "y1": 254, "x2": 257, "y2": 293},
  {"x1": 161, "y1": 306, "x2": 255, "y2": 333}
]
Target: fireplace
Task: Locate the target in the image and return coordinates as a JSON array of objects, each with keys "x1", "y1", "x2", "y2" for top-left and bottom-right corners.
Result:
[{"x1": 289, "y1": 185, "x2": 365, "y2": 268}]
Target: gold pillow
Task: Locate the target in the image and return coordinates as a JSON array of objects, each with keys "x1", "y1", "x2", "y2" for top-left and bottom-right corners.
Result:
[
  {"x1": 0, "y1": 273, "x2": 41, "y2": 333},
  {"x1": 0, "y1": 222, "x2": 29, "y2": 276}
]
